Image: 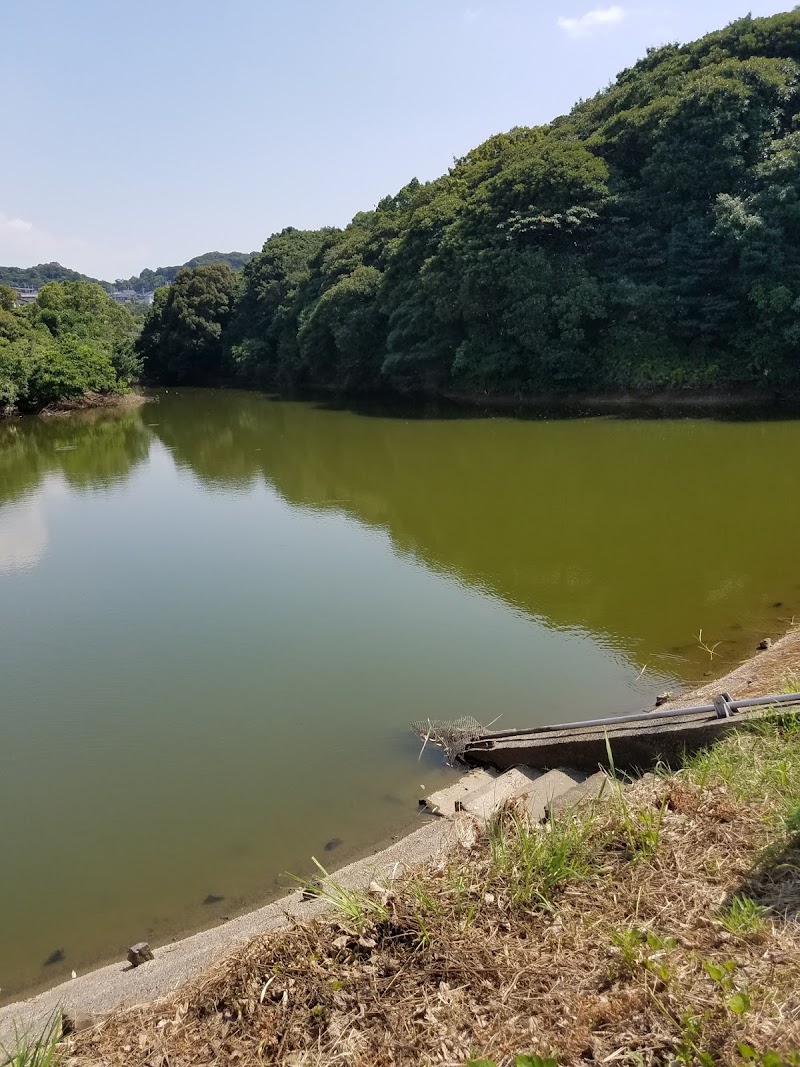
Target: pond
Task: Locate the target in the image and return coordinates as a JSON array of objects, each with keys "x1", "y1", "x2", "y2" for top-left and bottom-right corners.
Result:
[{"x1": 1, "y1": 389, "x2": 798, "y2": 998}]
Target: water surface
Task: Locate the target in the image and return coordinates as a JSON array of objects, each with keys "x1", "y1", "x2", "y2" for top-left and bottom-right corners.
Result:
[{"x1": 1, "y1": 390, "x2": 798, "y2": 998}]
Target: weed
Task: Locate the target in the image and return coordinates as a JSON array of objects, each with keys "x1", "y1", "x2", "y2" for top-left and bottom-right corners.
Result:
[
  {"x1": 719, "y1": 894, "x2": 767, "y2": 936},
  {"x1": 674, "y1": 1012, "x2": 713, "y2": 1067},
  {"x1": 703, "y1": 958, "x2": 753, "y2": 1019},
  {"x1": 738, "y1": 1044, "x2": 800, "y2": 1066},
  {"x1": 682, "y1": 719, "x2": 800, "y2": 823},
  {"x1": 487, "y1": 809, "x2": 595, "y2": 909},
  {"x1": 605, "y1": 736, "x2": 666, "y2": 859},
  {"x1": 609, "y1": 927, "x2": 677, "y2": 981},
  {"x1": 292, "y1": 859, "x2": 389, "y2": 926},
  {"x1": 703, "y1": 957, "x2": 738, "y2": 993},
  {"x1": 610, "y1": 927, "x2": 644, "y2": 975},
  {"x1": 0, "y1": 1013, "x2": 62, "y2": 1067}
]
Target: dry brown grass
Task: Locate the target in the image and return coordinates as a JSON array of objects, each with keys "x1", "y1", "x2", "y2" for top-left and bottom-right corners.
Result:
[{"x1": 67, "y1": 731, "x2": 800, "y2": 1067}]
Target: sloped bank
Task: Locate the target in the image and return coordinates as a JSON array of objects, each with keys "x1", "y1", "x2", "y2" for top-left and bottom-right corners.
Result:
[{"x1": 3, "y1": 633, "x2": 799, "y2": 1065}]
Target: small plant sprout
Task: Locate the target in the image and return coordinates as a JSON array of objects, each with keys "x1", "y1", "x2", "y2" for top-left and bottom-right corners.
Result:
[
  {"x1": 719, "y1": 894, "x2": 767, "y2": 936},
  {"x1": 703, "y1": 958, "x2": 753, "y2": 1018}
]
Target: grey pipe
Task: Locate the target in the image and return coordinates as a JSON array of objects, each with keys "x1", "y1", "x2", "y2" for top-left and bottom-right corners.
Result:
[{"x1": 474, "y1": 690, "x2": 800, "y2": 742}]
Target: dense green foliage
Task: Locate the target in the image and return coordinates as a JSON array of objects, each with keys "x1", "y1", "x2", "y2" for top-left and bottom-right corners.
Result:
[
  {"x1": 136, "y1": 264, "x2": 241, "y2": 383},
  {"x1": 138, "y1": 11, "x2": 800, "y2": 397},
  {"x1": 0, "y1": 262, "x2": 101, "y2": 290},
  {"x1": 0, "y1": 282, "x2": 140, "y2": 411},
  {"x1": 0, "y1": 252, "x2": 253, "y2": 295}
]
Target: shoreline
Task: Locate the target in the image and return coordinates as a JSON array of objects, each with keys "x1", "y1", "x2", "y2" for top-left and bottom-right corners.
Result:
[
  {"x1": 0, "y1": 819, "x2": 453, "y2": 1043},
  {"x1": 7, "y1": 382, "x2": 800, "y2": 424},
  {"x1": 1, "y1": 391, "x2": 147, "y2": 420},
  {"x1": 2, "y1": 626, "x2": 798, "y2": 1043},
  {"x1": 438, "y1": 387, "x2": 794, "y2": 415},
  {"x1": 143, "y1": 380, "x2": 800, "y2": 419}
]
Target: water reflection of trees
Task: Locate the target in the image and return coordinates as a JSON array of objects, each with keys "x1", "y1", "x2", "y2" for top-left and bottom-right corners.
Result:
[
  {"x1": 0, "y1": 406, "x2": 153, "y2": 509},
  {"x1": 4, "y1": 390, "x2": 795, "y2": 676},
  {"x1": 149, "y1": 389, "x2": 800, "y2": 674}
]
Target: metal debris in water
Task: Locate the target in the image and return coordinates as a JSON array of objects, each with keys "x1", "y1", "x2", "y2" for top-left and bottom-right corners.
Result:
[{"x1": 410, "y1": 716, "x2": 490, "y2": 766}]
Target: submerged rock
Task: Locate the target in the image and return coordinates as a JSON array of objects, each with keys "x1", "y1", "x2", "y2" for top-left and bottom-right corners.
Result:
[
  {"x1": 43, "y1": 948, "x2": 65, "y2": 966},
  {"x1": 203, "y1": 893, "x2": 225, "y2": 905},
  {"x1": 324, "y1": 837, "x2": 343, "y2": 852},
  {"x1": 127, "y1": 942, "x2": 154, "y2": 967}
]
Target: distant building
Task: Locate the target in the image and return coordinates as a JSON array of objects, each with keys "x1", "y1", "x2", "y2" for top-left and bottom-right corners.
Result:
[
  {"x1": 12, "y1": 286, "x2": 39, "y2": 305},
  {"x1": 111, "y1": 289, "x2": 154, "y2": 306}
]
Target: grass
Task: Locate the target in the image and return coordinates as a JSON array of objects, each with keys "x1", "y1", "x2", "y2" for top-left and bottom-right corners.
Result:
[
  {"x1": 718, "y1": 894, "x2": 768, "y2": 937},
  {"x1": 0, "y1": 1014, "x2": 62, "y2": 1067},
  {"x1": 681, "y1": 704, "x2": 800, "y2": 822},
  {"x1": 293, "y1": 858, "x2": 391, "y2": 926}
]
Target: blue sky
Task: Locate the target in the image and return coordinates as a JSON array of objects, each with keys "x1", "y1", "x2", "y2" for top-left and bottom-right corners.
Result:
[{"x1": 0, "y1": 0, "x2": 791, "y2": 280}]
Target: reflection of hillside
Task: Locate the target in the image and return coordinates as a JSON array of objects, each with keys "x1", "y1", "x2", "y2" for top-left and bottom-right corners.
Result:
[
  {"x1": 0, "y1": 407, "x2": 153, "y2": 509},
  {"x1": 151, "y1": 390, "x2": 800, "y2": 672}
]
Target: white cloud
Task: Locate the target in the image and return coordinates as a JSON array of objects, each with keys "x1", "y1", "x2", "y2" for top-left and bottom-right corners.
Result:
[
  {"x1": 4, "y1": 216, "x2": 33, "y2": 233},
  {"x1": 0, "y1": 210, "x2": 148, "y2": 280},
  {"x1": 558, "y1": 5, "x2": 627, "y2": 37}
]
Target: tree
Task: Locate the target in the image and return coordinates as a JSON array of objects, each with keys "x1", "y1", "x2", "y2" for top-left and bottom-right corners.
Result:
[
  {"x1": 0, "y1": 284, "x2": 16, "y2": 312},
  {"x1": 136, "y1": 264, "x2": 241, "y2": 384}
]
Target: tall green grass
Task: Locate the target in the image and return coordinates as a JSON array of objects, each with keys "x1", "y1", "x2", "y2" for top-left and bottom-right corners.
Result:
[{"x1": 0, "y1": 1013, "x2": 62, "y2": 1067}]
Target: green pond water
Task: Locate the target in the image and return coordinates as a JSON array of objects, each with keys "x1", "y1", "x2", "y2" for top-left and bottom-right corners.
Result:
[{"x1": 1, "y1": 389, "x2": 799, "y2": 998}]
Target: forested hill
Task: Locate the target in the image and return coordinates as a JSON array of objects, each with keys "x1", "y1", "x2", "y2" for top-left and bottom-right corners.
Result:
[
  {"x1": 112, "y1": 251, "x2": 253, "y2": 293},
  {"x1": 0, "y1": 252, "x2": 253, "y2": 294},
  {"x1": 138, "y1": 10, "x2": 800, "y2": 398},
  {"x1": 0, "y1": 263, "x2": 100, "y2": 290}
]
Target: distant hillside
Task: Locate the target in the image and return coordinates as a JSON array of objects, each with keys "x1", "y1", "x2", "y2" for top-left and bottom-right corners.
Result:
[
  {"x1": 0, "y1": 252, "x2": 254, "y2": 294},
  {"x1": 113, "y1": 251, "x2": 254, "y2": 293},
  {"x1": 0, "y1": 262, "x2": 103, "y2": 290}
]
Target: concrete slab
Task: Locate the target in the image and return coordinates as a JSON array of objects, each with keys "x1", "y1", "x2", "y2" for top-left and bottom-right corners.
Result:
[
  {"x1": 422, "y1": 768, "x2": 498, "y2": 816},
  {"x1": 464, "y1": 709, "x2": 757, "y2": 772},
  {"x1": 461, "y1": 766, "x2": 542, "y2": 821},
  {"x1": 547, "y1": 770, "x2": 609, "y2": 819},
  {"x1": 523, "y1": 768, "x2": 586, "y2": 823}
]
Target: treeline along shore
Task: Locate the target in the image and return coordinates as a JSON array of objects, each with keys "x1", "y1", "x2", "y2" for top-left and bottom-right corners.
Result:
[
  {"x1": 4, "y1": 10, "x2": 800, "y2": 416},
  {"x1": 136, "y1": 11, "x2": 800, "y2": 402}
]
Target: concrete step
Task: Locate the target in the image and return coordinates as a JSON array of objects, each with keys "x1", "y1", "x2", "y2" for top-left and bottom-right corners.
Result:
[
  {"x1": 547, "y1": 769, "x2": 609, "y2": 820},
  {"x1": 461, "y1": 766, "x2": 543, "y2": 821},
  {"x1": 422, "y1": 768, "x2": 499, "y2": 817},
  {"x1": 523, "y1": 768, "x2": 588, "y2": 823},
  {"x1": 423, "y1": 765, "x2": 599, "y2": 824}
]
